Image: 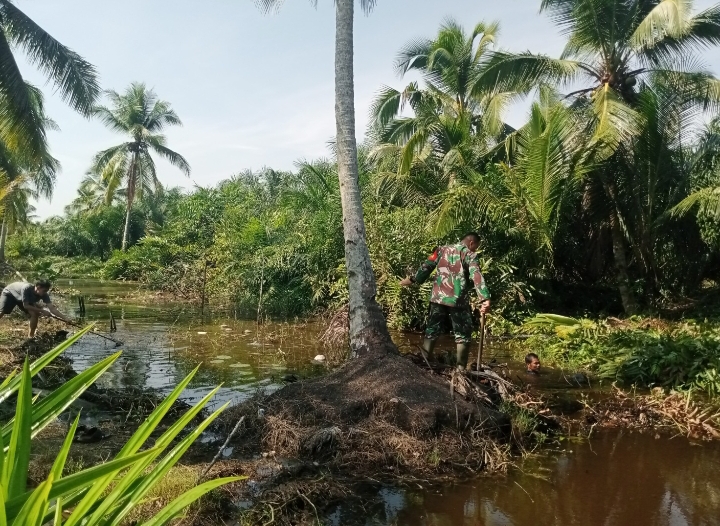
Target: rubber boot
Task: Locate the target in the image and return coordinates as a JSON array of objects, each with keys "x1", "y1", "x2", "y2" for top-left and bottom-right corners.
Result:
[
  {"x1": 456, "y1": 343, "x2": 470, "y2": 371},
  {"x1": 422, "y1": 338, "x2": 437, "y2": 362}
]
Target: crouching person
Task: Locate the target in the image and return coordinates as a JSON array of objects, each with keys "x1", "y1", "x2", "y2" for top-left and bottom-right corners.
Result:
[{"x1": 0, "y1": 279, "x2": 71, "y2": 338}]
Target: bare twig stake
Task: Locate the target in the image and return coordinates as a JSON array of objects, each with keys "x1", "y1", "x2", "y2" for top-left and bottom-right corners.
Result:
[
  {"x1": 476, "y1": 312, "x2": 486, "y2": 371},
  {"x1": 200, "y1": 259, "x2": 209, "y2": 315},
  {"x1": 257, "y1": 265, "x2": 264, "y2": 324},
  {"x1": 47, "y1": 313, "x2": 123, "y2": 346},
  {"x1": 415, "y1": 344, "x2": 435, "y2": 373},
  {"x1": 202, "y1": 416, "x2": 245, "y2": 477}
]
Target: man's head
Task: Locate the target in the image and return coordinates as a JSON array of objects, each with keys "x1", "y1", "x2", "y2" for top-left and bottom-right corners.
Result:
[
  {"x1": 461, "y1": 232, "x2": 481, "y2": 252},
  {"x1": 34, "y1": 279, "x2": 52, "y2": 295},
  {"x1": 525, "y1": 353, "x2": 541, "y2": 372}
]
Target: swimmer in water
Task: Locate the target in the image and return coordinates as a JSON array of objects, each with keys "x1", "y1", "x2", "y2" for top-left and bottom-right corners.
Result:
[{"x1": 525, "y1": 353, "x2": 541, "y2": 374}]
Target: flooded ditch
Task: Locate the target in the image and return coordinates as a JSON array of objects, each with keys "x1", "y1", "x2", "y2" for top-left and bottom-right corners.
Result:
[{"x1": 50, "y1": 279, "x2": 720, "y2": 525}]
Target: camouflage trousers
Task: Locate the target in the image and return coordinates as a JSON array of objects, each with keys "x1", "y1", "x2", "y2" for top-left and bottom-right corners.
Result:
[{"x1": 424, "y1": 302, "x2": 474, "y2": 344}]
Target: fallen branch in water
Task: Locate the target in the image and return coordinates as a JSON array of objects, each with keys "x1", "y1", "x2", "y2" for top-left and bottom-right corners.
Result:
[{"x1": 587, "y1": 386, "x2": 720, "y2": 440}]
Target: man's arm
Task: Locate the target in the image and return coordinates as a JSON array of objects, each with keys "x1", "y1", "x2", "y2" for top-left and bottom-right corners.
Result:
[
  {"x1": 400, "y1": 248, "x2": 440, "y2": 287},
  {"x1": 21, "y1": 301, "x2": 45, "y2": 314},
  {"x1": 21, "y1": 287, "x2": 45, "y2": 315},
  {"x1": 46, "y1": 304, "x2": 71, "y2": 323},
  {"x1": 467, "y1": 253, "x2": 491, "y2": 313}
]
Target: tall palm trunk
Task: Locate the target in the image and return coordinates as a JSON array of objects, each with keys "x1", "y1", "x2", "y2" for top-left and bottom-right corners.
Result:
[
  {"x1": 604, "y1": 180, "x2": 637, "y2": 314},
  {"x1": 121, "y1": 152, "x2": 138, "y2": 252},
  {"x1": 0, "y1": 217, "x2": 6, "y2": 263},
  {"x1": 335, "y1": 0, "x2": 395, "y2": 356}
]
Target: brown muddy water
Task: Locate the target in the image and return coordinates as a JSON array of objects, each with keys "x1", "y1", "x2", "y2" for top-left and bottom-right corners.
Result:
[
  {"x1": 329, "y1": 431, "x2": 720, "y2": 526},
  {"x1": 51, "y1": 279, "x2": 720, "y2": 526}
]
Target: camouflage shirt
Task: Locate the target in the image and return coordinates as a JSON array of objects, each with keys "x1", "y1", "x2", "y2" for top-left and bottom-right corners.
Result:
[{"x1": 412, "y1": 243, "x2": 490, "y2": 307}]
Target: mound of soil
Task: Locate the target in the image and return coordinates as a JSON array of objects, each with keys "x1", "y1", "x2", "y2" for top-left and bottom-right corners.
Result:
[
  {"x1": 263, "y1": 351, "x2": 507, "y2": 436},
  {"x1": 210, "y1": 351, "x2": 517, "y2": 525}
]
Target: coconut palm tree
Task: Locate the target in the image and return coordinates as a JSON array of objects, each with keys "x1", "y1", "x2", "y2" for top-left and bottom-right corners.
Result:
[
  {"x1": 66, "y1": 171, "x2": 127, "y2": 216},
  {"x1": 0, "y1": 86, "x2": 59, "y2": 261},
  {"x1": 0, "y1": 0, "x2": 99, "y2": 160},
  {"x1": 373, "y1": 19, "x2": 512, "y2": 139},
  {"x1": 370, "y1": 21, "x2": 510, "y2": 197},
  {"x1": 92, "y1": 83, "x2": 190, "y2": 251},
  {"x1": 476, "y1": 0, "x2": 720, "y2": 312},
  {"x1": 256, "y1": 0, "x2": 394, "y2": 356}
]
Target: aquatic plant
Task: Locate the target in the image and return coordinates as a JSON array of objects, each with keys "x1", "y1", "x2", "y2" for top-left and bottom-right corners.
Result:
[{"x1": 0, "y1": 326, "x2": 241, "y2": 524}]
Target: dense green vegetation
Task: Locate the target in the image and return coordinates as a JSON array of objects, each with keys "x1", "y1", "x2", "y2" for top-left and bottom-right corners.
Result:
[
  {"x1": 524, "y1": 313, "x2": 720, "y2": 398},
  {"x1": 3, "y1": 1, "x2": 720, "y2": 338},
  {"x1": 10, "y1": 5, "x2": 720, "y2": 327}
]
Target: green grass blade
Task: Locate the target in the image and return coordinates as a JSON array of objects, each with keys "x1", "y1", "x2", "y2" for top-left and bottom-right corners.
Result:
[
  {"x1": 85, "y1": 385, "x2": 222, "y2": 524},
  {"x1": 50, "y1": 414, "x2": 80, "y2": 480},
  {"x1": 1, "y1": 352, "x2": 121, "y2": 446},
  {"x1": 4, "y1": 449, "x2": 158, "y2": 521},
  {"x1": 4, "y1": 359, "x2": 32, "y2": 500},
  {"x1": 138, "y1": 477, "x2": 243, "y2": 526},
  {"x1": 0, "y1": 426, "x2": 5, "y2": 496},
  {"x1": 10, "y1": 476, "x2": 53, "y2": 526},
  {"x1": 116, "y1": 365, "x2": 200, "y2": 458},
  {"x1": 106, "y1": 401, "x2": 230, "y2": 525},
  {"x1": 0, "y1": 326, "x2": 94, "y2": 404},
  {"x1": 53, "y1": 496, "x2": 61, "y2": 526},
  {"x1": 0, "y1": 486, "x2": 7, "y2": 526},
  {"x1": 0, "y1": 371, "x2": 17, "y2": 393},
  {"x1": 62, "y1": 368, "x2": 200, "y2": 526}
]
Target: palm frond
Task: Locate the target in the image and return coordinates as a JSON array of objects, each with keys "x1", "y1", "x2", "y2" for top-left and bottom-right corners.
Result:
[
  {"x1": 631, "y1": 0, "x2": 693, "y2": 50},
  {"x1": 671, "y1": 186, "x2": 720, "y2": 218},
  {"x1": 431, "y1": 179, "x2": 501, "y2": 237},
  {"x1": 588, "y1": 84, "x2": 642, "y2": 159},
  {"x1": 640, "y1": 4, "x2": 720, "y2": 62},
  {"x1": 92, "y1": 106, "x2": 130, "y2": 134},
  {"x1": 370, "y1": 86, "x2": 402, "y2": 128},
  {"x1": 147, "y1": 137, "x2": 191, "y2": 176},
  {"x1": 473, "y1": 52, "x2": 581, "y2": 98},
  {"x1": 394, "y1": 38, "x2": 433, "y2": 76},
  {"x1": 92, "y1": 144, "x2": 131, "y2": 173},
  {"x1": 0, "y1": 0, "x2": 99, "y2": 115},
  {"x1": 0, "y1": 33, "x2": 46, "y2": 158}
]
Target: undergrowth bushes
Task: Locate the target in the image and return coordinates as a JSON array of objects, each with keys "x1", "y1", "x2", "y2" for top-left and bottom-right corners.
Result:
[{"x1": 524, "y1": 315, "x2": 720, "y2": 398}]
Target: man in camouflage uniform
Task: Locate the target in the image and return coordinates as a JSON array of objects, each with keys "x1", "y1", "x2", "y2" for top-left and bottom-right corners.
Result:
[{"x1": 400, "y1": 232, "x2": 491, "y2": 371}]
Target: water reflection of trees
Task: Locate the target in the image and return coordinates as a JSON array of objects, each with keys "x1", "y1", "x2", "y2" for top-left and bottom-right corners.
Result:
[{"x1": 390, "y1": 432, "x2": 720, "y2": 526}]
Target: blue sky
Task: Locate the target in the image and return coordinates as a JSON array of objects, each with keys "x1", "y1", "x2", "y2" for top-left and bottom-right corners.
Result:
[{"x1": 17, "y1": 0, "x2": 720, "y2": 218}]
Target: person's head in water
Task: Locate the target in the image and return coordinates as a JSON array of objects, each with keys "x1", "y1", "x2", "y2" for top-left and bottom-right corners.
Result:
[
  {"x1": 525, "y1": 353, "x2": 541, "y2": 373},
  {"x1": 461, "y1": 232, "x2": 481, "y2": 253},
  {"x1": 35, "y1": 279, "x2": 52, "y2": 296}
]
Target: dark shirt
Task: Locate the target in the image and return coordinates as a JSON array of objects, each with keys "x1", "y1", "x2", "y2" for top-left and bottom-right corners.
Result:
[{"x1": 2, "y1": 282, "x2": 51, "y2": 305}]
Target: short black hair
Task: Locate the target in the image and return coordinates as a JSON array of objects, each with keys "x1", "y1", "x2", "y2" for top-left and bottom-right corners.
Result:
[
  {"x1": 525, "y1": 353, "x2": 539, "y2": 364},
  {"x1": 462, "y1": 232, "x2": 481, "y2": 244},
  {"x1": 35, "y1": 279, "x2": 52, "y2": 290}
]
